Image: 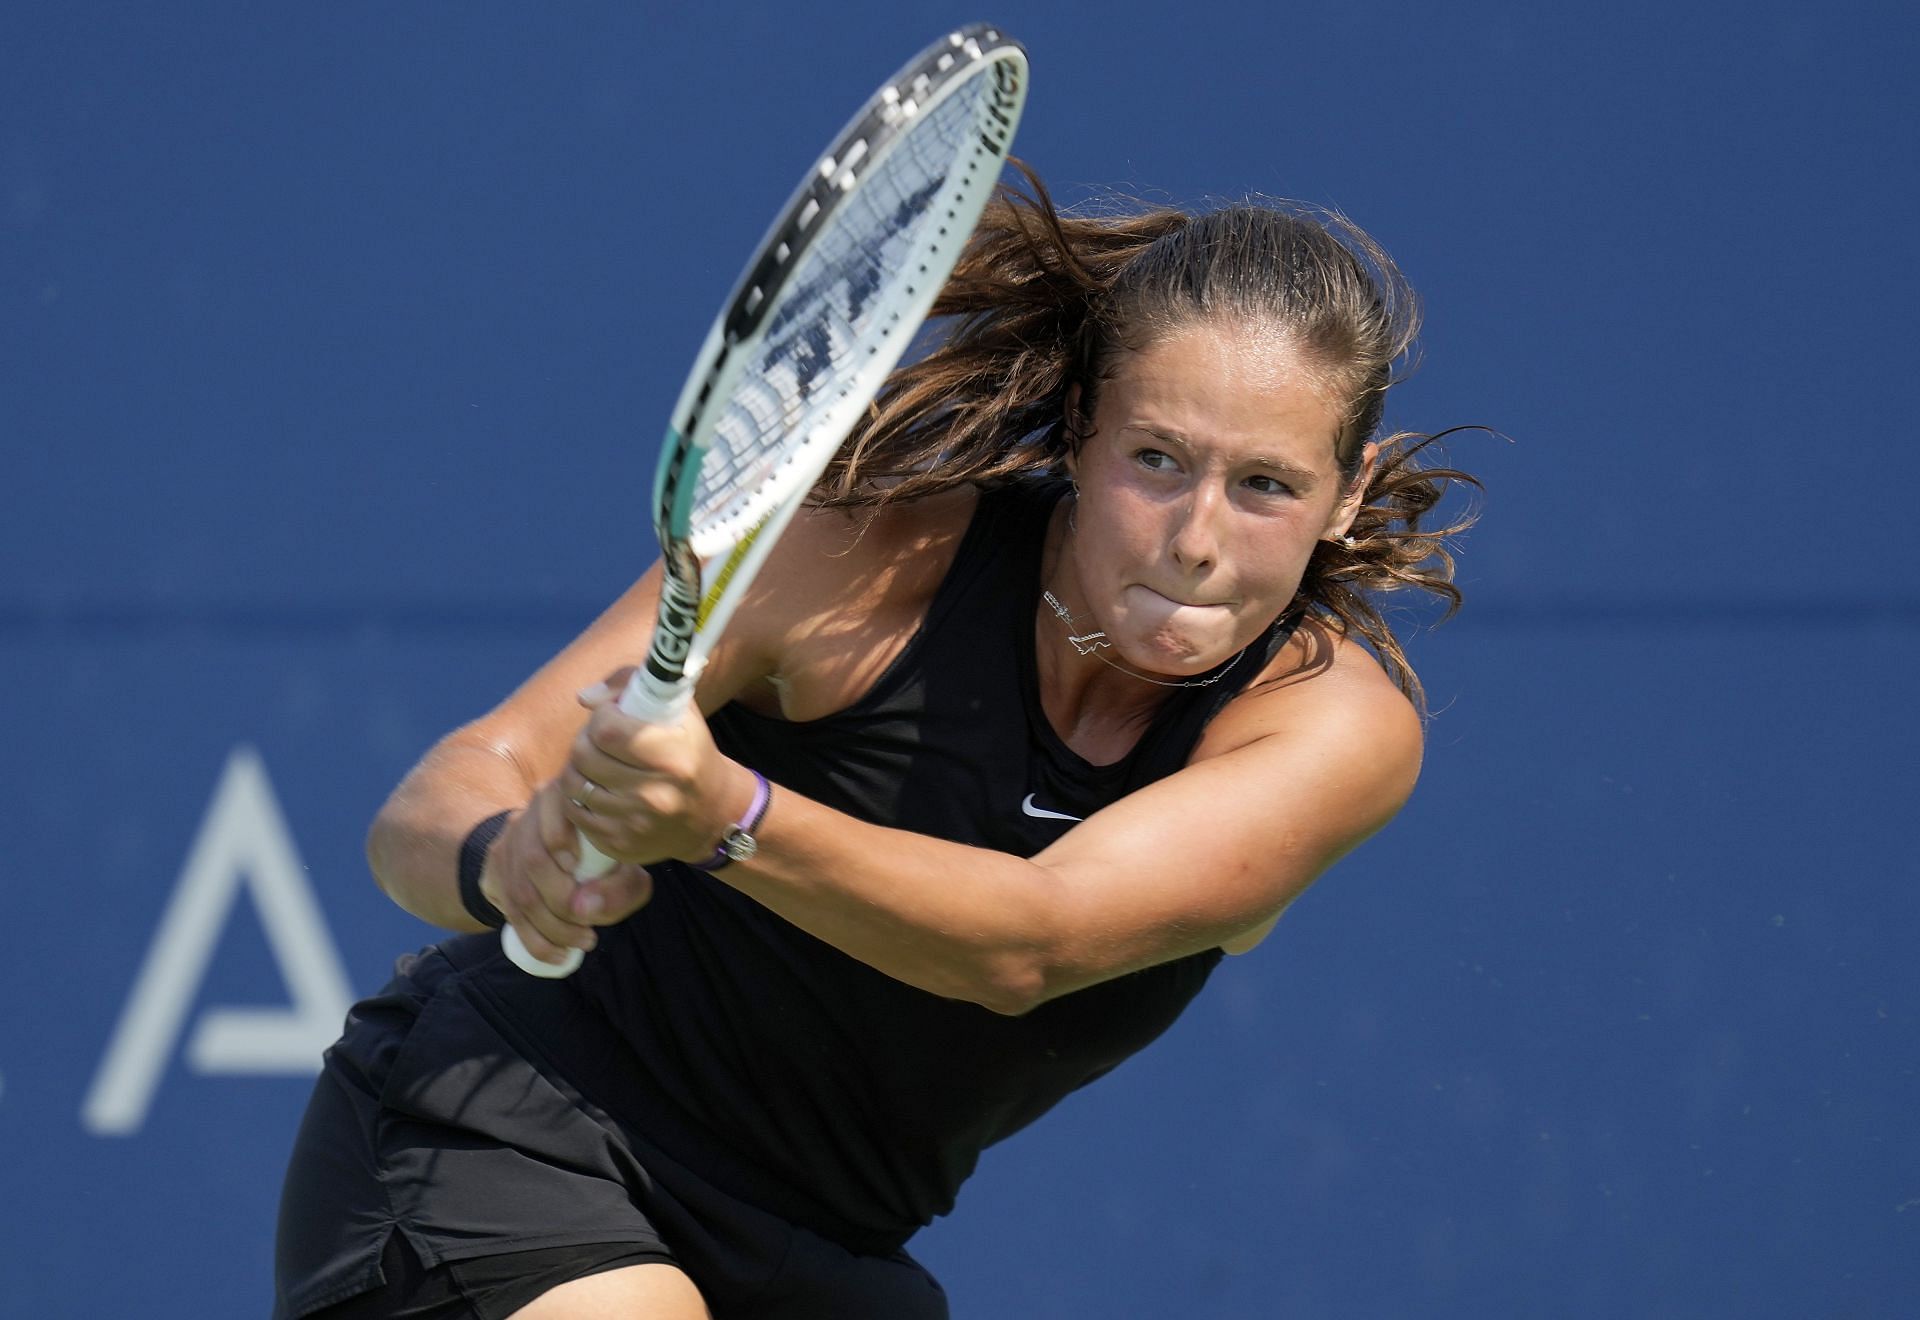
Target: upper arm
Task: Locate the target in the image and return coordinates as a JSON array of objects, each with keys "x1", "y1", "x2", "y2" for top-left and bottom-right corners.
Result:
[{"x1": 1027, "y1": 640, "x2": 1423, "y2": 994}]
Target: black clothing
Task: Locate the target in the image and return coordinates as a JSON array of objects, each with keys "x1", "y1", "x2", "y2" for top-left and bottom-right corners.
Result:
[
  {"x1": 573, "y1": 478, "x2": 1295, "y2": 1243},
  {"x1": 274, "y1": 943, "x2": 947, "y2": 1320},
  {"x1": 304, "y1": 1230, "x2": 668, "y2": 1319},
  {"x1": 275, "y1": 479, "x2": 1296, "y2": 1317}
]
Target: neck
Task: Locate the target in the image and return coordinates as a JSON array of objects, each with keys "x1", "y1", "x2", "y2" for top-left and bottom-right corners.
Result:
[{"x1": 1034, "y1": 498, "x2": 1172, "y2": 752}]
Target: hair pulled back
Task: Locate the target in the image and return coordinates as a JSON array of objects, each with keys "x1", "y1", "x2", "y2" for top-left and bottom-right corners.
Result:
[{"x1": 815, "y1": 165, "x2": 1478, "y2": 709}]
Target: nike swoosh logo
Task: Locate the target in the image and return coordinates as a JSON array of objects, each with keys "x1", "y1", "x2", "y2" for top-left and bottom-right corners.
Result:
[{"x1": 1021, "y1": 794, "x2": 1083, "y2": 822}]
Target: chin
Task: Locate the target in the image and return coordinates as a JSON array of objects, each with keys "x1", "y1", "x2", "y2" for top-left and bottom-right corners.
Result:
[{"x1": 1130, "y1": 629, "x2": 1235, "y2": 676}]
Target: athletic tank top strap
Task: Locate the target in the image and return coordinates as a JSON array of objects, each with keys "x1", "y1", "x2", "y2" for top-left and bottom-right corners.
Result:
[
  {"x1": 1117, "y1": 595, "x2": 1303, "y2": 793},
  {"x1": 711, "y1": 477, "x2": 1301, "y2": 852},
  {"x1": 537, "y1": 478, "x2": 1299, "y2": 1246},
  {"x1": 998, "y1": 478, "x2": 1303, "y2": 800},
  {"x1": 813, "y1": 474, "x2": 1049, "y2": 723}
]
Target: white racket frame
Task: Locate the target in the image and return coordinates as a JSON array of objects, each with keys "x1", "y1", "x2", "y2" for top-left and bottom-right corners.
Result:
[{"x1": 506, "y1": 27, "x2": 1028, "y2": 976}]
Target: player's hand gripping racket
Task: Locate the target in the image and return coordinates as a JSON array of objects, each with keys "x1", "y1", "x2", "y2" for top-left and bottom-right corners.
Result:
[{"x1": 504, "y1": 26, "x2": 1028, "y2": 976}]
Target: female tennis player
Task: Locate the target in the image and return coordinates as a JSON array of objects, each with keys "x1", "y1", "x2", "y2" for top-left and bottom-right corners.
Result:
[{"x1": 275, "y1": 177, "x2": 1475, "y2": 1319}]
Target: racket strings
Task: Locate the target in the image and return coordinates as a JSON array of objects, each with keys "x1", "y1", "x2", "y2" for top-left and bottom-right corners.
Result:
[{"x1": 692, "y1": 78, "x2": 992, "y2": 533}]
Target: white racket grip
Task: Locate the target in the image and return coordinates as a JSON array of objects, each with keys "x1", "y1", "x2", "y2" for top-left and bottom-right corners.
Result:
[
  {"x1": 501, "y1": 665, "x2": 696, "y2": 977},
  {"x1": 494, "y1": 826, "x2": 619, "y2": 976},
  {"x1": 501, "y1": 923, "x2": 582, "y2": 977},
  {"x1": 614, "y1": 662, "x2": 696, "y2": 724}
]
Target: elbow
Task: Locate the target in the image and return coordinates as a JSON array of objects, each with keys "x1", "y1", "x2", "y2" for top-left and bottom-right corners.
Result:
[
  {"x1": 364, "y1": 799, "x2": 455, "y2": 930},
  {"x1": 976, "y1": 981, "x2": 1046, "y2": 1018},
  {"x1": 965, "y1": 874, "x2": 1078, "y2": 1015},
  {"x1": 364, "y1": 791, "x2": 421, "y2": 908},
  {"x1": 365, "y1": 809, "x2": 400, "y2": 903},
  {"x1": 969, "y1": 953, "x2": 1053, "y2": 1017}
]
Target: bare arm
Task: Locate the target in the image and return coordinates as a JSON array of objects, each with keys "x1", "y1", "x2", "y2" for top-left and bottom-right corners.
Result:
[
  {"x1": 361, "y1": 502, "x2": 875, "y2": 963},
  {"x1": 566, "y1": 633, "x2": 1422, "y2": 1013},
  {"x1": 370, "y1": 492, "x2": 1420, "y2": 994},
  {"x1": 364, "y1": 565, "x2": 697, "y2": 955},
  {"x1": 364, "y1": 731, "x2": 539, "y2": 932}
]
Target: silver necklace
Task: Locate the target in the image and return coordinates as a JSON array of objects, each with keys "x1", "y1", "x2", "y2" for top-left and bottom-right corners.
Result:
[{"x1": 1040, "y1": 590, "x2": 1244, "y2": 689}]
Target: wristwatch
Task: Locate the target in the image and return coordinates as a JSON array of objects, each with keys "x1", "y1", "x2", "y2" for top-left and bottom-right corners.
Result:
[{"x1": 691, "y1": 770, "x2": 771, "y2": 872}]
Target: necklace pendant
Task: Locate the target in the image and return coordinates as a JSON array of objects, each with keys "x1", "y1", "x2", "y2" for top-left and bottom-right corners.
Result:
[{"x1": 1067, "y1": 630, "x2": 1110, "y2": 656}]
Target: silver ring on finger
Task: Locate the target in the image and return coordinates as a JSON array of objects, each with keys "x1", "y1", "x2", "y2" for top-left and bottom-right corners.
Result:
[{"x1": 574, "y1": 778, "x2": 601, "y2": 813}]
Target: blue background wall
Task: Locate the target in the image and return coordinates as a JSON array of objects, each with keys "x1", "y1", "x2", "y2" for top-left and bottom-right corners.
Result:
[{"x1": 4, "y1": 3, "x2": 1915, "y2": 1315}]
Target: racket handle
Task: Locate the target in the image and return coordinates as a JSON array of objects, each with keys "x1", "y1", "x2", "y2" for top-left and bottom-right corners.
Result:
[
  {"x1": 501, "y1": 668, "x2": 695, "y2": 977},
  {"x1": 501, "y1": 924, "x2": 583, "y2": 977},
  {"x1": 498, "y1": 833, "x2": 616, "y2": 976},
  {"x1": 614, "y1": 665, "x2": 695, "y2": 724}
]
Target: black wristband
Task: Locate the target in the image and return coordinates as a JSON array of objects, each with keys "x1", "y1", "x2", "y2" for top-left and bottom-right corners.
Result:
[{"x1": 457, "y1": 810, "x2": 513, "y2": 930}]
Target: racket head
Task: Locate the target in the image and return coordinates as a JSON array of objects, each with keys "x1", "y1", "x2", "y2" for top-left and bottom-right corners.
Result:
[
  {"x1": 633, "y1": 26, "x2": 1028, "y2": 705},
  {"x1": 507, "y1": 29, "x2": 1029, "y2": 978},
  {"x1": 661, "y1": 24, "x2": 1028, "y2": 563}
]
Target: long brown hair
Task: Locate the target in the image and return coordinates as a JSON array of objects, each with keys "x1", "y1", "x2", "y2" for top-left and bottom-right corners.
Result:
[{"x1": 816, "y1": 165, "x2": 1478, "y2": 710}]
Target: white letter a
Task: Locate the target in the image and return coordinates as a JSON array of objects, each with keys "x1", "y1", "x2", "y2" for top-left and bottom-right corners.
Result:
[{"x1": 82, "y1": 746, "x2": 355, "y2": 1136}]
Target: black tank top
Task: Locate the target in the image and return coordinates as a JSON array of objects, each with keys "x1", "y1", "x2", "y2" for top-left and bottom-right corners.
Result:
[{"x1": 478, "y1": 479, "x2": 1298, "y2": 1254}]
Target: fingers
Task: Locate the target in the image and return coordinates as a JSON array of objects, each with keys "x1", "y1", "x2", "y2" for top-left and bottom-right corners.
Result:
[
  {"x1": 557, "y1": 693, "x2": 728, "y2": 864},
  {"x1": 488, "y1": 779, "x2": 661, "y2": 964},
  {"x1": 481, "y1": 785, "x2": 602, "y2": 964},
  {"x1": 578, "y1": 697, "x2": 704, "y2": 783},
  {"x1": 571, "y1": 865, "x2": 655, "y2": 925},
  {"x1": 575, "y1": 666, "x2": 637, "y2": 712}
]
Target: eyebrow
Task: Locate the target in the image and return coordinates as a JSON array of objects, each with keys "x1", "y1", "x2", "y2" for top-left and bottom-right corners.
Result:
[{"x1": 1246, "y1": 455, "x2": 1323, "y2": 484}]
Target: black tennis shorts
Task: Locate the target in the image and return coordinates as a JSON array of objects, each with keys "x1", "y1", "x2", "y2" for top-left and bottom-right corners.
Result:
[{"x1": 274, "y1": 944, "x2": 948, "y2": 1320}]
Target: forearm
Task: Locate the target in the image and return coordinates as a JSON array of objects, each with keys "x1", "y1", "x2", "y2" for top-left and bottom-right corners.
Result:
[
  {"x1": 718, "y1": 787, "x2": 1067, "y2": 1014},
  {"x1": 366, "y1": 729, "x2": 536, "y2": 931}
]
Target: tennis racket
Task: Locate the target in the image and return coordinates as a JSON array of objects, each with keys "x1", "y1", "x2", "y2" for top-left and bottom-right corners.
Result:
[{"x1": 506, "y1": 25, "x2": 1029, "y2": 976}]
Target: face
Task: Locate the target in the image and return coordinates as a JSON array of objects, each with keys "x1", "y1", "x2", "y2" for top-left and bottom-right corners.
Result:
[{"x1": 1061, "y1": 320, "x2": 1370, "y2": 679}]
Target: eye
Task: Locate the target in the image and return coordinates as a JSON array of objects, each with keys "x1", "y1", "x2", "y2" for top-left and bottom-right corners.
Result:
[
  {"x1": 1242, "y1": 473, "x2": 1294, "y2": 497},
  {"x1": 1134, "y1": 447, "x2": 1177, "y2": 472}
]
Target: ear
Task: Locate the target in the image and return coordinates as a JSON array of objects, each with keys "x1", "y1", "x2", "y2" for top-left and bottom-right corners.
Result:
[
  {"x1": 1324, "y1": 440, "x2": 1379, "y2": 541},
  {"x1": 1063, "y1": 383, "x2": 1084, "y2": 478}
]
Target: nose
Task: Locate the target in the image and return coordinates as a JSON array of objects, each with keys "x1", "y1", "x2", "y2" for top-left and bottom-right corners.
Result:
[{"x1": 1167, "y1": 484, "x2": 1224, "y2": 572}]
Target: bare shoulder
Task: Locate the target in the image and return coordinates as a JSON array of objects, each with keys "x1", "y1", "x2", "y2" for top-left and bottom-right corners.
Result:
[
  {"x1": 721, "y1": 486, "x2": 982, "y2": 719},
  {"x1": 1195, "y1": 617, "x2": 1424, "y2": 790},
  {"x1": 1038, "y1": 618, "x2": 1429, "y2": 963},
  {"x1": 782, "y1": 485, "x2": 978, "y2": 572},
  {"x1": 1198, "y1": 623, "x2": 1423, "y2": 956},
  {"x1": 742, "y1": 486, "x2": 979, "y2": 630}
]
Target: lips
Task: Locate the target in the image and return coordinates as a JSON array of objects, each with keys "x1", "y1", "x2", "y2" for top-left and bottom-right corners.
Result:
[{"x1": 1139, "y1": 587, "x2": 1230, "y2": 610}]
